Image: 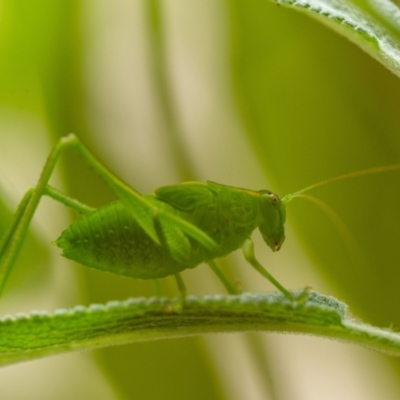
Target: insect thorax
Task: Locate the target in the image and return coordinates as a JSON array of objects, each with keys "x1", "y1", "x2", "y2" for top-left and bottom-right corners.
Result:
[{"x1": 185, "y1": 182, "x2": 260, "y2": 258}]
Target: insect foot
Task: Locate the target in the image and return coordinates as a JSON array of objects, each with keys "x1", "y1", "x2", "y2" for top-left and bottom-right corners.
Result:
[
  {"x1": 292, "y1": 287, "x2": 311, "y2": 305},
  {"x1": 171, "y1": 273, "x2": 187, "y2": 312},
  {"x1": 166, "y1": 294, "x2": 186, "y2": 313}
]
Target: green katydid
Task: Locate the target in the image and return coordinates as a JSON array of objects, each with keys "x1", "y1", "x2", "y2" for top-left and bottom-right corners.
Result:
[{"x1": 0, "y1": 134, "x2": 399, "y2": 302}]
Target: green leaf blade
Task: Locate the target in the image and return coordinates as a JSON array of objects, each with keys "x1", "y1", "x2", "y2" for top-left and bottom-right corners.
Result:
[
  {"x1": 1, "y1": 291, "x2": 400, "y2": 367},
  {"x1": 273, "y1": 0, "x2": 400, "y2": 76}
]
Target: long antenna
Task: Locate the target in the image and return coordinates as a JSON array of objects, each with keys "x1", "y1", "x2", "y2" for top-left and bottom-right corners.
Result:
[{"x1": 282, "y1": 163, "x2": 400, "y2": 204}]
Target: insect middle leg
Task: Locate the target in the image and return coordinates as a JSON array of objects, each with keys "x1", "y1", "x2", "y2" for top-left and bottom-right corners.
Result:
[{"x1": 207, "y1": 260, "x2": 240, "y2": 295}]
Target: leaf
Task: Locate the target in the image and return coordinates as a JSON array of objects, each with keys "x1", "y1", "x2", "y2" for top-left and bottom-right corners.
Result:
[
  {"x1": 1, "y1": 290, "x2": 400, "y2": 367},
  {"x1": 272, "y1": 0, "x2": 400, "y2": 76}
]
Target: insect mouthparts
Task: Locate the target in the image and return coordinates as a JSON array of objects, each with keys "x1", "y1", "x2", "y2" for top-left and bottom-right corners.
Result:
[{"x1": 274, "y1": 237, "x2": 285, "y2": 251}]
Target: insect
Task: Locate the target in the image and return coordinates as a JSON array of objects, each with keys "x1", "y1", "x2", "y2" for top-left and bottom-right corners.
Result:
[{"x1": 0, "y1": 134, "x2": 399, "y2": 302}]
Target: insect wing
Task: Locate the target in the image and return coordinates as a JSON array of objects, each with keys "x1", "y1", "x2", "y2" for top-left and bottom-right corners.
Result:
[
  {"x1": 155, "y1": 183, "x2": 218, "y2": 251},
  {"x1": 155, "y1": 182, "x2": 214, "y2": 211},
  {"x1": 154, "y1": 214, "x2": 191, "y2": 264}
]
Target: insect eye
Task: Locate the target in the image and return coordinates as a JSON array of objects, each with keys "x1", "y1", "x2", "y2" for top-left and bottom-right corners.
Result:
[
  {"x1": 259, "y1": 190, "x2": 282, "y2": 208},
  {"x1": 268, "y1": 193, "x2": 281, "y2": 207}
]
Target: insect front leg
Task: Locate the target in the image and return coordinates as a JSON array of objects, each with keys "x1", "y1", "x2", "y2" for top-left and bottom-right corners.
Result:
[{"x1": 242, "y1": 238, "x2": 294, "y2": 300}]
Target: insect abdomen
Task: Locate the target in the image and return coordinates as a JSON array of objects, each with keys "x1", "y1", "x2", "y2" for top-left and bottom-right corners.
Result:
[{"x1": 55, "y1": 201, "x2": 191, "y2": 279}]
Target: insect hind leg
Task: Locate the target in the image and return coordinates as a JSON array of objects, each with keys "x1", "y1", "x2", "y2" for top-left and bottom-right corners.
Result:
[
  {"x1": 63, "y1": 135, "x2": 217, "y2": 256},
  {"x1": 0, "y1": 134, "x2": 107, "y2": 296},
  {"x1": 0, "y1": 134, "x2": 217, "y2": 298},
  {"x1": 0, "y1": 188, "x2": 35, "y2": 293}
]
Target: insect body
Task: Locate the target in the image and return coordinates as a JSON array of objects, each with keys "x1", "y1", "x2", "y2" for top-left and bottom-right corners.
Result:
[
  {"x1": 56, "y1": 182, "x2": 285, "y2": 280},
  {"x1": 1, "y1": 134, "x2": 399, "y2": 302},
  {"x1": 0, "y1": 134, "x2": 292, "y2": 300}
]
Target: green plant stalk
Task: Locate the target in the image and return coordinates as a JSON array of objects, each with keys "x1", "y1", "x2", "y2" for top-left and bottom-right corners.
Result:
[{"x1": 0, "y1": 290, "x2": 399, "y2": 367}]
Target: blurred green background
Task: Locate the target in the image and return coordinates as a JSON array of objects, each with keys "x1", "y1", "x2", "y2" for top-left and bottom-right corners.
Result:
[{"x1": 0, "y1": 0, "x2": 400, "y2": 398}]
